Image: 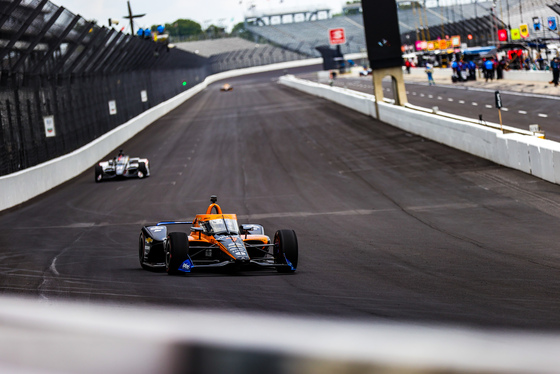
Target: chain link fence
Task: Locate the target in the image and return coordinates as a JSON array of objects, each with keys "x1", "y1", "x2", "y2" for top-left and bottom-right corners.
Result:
[{"x1": 0, "y1": 0, "x2": 210, "y2": 176}]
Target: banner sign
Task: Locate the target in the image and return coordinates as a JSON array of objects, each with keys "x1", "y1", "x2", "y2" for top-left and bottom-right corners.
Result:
[
  {"x1": 533, "y1": 17, "x2": 541, "y2": 31},
  {"x1": 451, "y1": 35, "x2": 461, "y2": 47},
  {"x1": 414, "y1": 37, "x2": 459, "y2": 51},
  {"x1": 520, "y1": 24, "x2": 529, "y2": 38},
  {"x1": 549, "y1": 16, "x2": 558, "y2": 31},
  {"x1": 511, "y1": 28, "x2": 521, "y2": 40},
  {"x1": 43, "y1": 116, "x2": 55, "y2": 137},
  {"x1": 108, "y1": 100, "x2": 117, "y2": 115},
  {"x1": 495, "y1": 91, "x2": 502, "y2": 109},
  {"x1": 498, "y1": 29, "x2": 508, "y2": 42},
  {"x1": 328, "y1": 28, "x2": 346, "y2": 45}
]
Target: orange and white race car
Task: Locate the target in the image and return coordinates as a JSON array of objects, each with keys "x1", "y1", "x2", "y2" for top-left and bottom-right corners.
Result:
[
  {"x1": 220, "y1": 83, "x2": 233, "y2": 91},
  {"x1": 139, "y1": 196, "x2": 298, "y2": 275}
]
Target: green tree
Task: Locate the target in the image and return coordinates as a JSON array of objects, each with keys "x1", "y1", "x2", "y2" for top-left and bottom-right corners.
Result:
[
  {"x1": 231, "y1": 22, "x2": 253, "y2": 40},
  {"x1": 204, "y1": 24, "x2": 226, "y2": 39},
  {"x1": 163, "y1": 19, "x2": 202, "y2": 37}
]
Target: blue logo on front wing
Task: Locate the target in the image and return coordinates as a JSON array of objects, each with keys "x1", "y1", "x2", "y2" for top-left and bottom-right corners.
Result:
[
  {"x1": 284, "y1": 255, "x2": 296, "y2": 271},
  {"x1": 178, "y1": 259, "x2": 194, "y2": 273}
]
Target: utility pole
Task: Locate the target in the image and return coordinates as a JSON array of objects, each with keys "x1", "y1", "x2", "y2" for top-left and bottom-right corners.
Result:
[
  {"x1": 491, "y1": 0, "x2": 498, "y2": 47},
  {"x1": 474, "y1": 0, "x2": 479, "y2": 43},
  {"x1": 413, "y1": 2, "x2": 420, "y2": 42},
  {"x1": 123, "y1": 1, "x2": 145, "y2": 35},
  {"x1": 415, "y1": 2, "x2": 425, "y2": 41},
  {"x1": 423, "y1": 0, "x2": 430, "y2": 40},
  {"x1": 439, "y1": 0, "x2": 444, "y2": 39}
]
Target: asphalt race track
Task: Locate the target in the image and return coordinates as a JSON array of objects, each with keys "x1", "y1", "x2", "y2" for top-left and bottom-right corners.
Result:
[{"x1": 2, "y1": 67, "x2": 560, "y2": 330}]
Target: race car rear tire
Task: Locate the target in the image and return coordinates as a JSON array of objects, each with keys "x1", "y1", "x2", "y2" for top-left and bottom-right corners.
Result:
[
  {"x1": 166, "y1": 232, "x2": 189, "y2": 275},
  {"x1": 138, "y1": 162, "x2": 147, "y2": 179},
  {"x1": 94, "y1": 165, "x2": 103, "y2": 183},
  {"x1": 139, "y1": 232, "x2": 150, "y2": 270},
  {"x1": 274, "y1": 229, "x2": 298, "y2": 273}
]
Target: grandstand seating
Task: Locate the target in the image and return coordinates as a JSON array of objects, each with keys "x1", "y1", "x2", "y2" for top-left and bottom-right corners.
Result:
[
  {"x1": 207, "y1": 43, "x2": 307, "y2": 73},
  {"x1": 244, "y1": 0, "x2": 560, "y2": 57},
  {"x1": 175, "y1": 37, "x2": 261, "y2": 57},
  {"x1": 174, "y1": 37, "x2": 307, "y2": 72},
  {"x1": 176, "y1": 1, "x2": 560, "y2": 59},
  {"x1": 246, "y1": 15, "x2": 365, "y2": 57}
]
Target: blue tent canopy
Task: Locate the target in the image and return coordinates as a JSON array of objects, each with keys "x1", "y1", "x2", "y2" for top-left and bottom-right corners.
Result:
[{"x1": 462, "y1": 46, "x2": 497, "y2": 55}]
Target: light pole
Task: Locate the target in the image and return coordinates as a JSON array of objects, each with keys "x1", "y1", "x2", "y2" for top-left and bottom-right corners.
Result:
[
  {"x1": 491, "y1": 0, "x2": 498, "y2": 47},
  {"x1": 123, "y1": 1, "x2": 145, "y2": 36}
]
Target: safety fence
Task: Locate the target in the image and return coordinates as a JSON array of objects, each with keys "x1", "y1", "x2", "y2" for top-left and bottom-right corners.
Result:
[{"x1": 0, "y1": 0, "x2": 212, "y2": 176}]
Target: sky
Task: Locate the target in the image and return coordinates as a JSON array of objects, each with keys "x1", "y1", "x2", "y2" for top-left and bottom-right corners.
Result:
[{"x1": 50, "y1": 0, "x2": 345, "y2": 33}]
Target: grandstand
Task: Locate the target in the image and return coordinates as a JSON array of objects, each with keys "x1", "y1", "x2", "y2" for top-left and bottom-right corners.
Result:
[
  {"x1": 397, "y1": 1, "x2": 495, "y2": 39},
  {"x1": 239, "y1": 0, "x2": 560, "y2": 58},
  {"x1": 169, "y1": 1, "x2": 560, "y2": 66},
  {"x1": 207, "y1": 44, "x2": 307, "y2": 72},
  {"x1": 399, "y1": 0, "x2": 560, "y2": 43},
  {"x1": 246, "y1": 14, "x2": 365, "y2": 57},
  {"x1": 501, "y1": 0, "x2": 560, "y2": 41},
  {"x1": 174, "y1": 37, "x2": 308, "y2": 72},
  {"x1": 244, "y1": 5, "x2": 332, "y2": 25},
  {"x1": 175, "y1": 37, "x2": 260, "y2": 57}
]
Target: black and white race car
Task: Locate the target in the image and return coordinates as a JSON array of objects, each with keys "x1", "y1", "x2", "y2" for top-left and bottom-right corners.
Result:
[{"x1": 94, "y1": 150, "x2": 150, "y2": 182}]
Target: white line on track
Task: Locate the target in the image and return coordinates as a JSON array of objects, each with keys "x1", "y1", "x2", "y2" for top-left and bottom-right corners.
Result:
[
  {"x1": 485, "y1": 105, "x2": 493, "y2": 108},
  {"x1": 538, "y1": 113, "x2": 548, "y2": 118},
  {"x1": 448, "y1": 98, "x2": 454, "y2": 102},
  {"x1": 459, "y1": 100, "x2": 465, "y2": 104},
  {"x1": 518, "y1": 110, "x2": 527, "y2": 114},
  {"x1": 405, "y1": 81, "x2": 560, "y2": 101},
  {"x1": 49, "y1": 258, "x2": 59, "y2": 276},
  {"x1": 502, "y1": 108, "x2": 509, "y2": 111},
  {"x1": 472, "y1": 102, "x2": 478, "y2": 106},
  {"x1": 437, "y1": 96, "x2": 443, "y2": 100},
  {"x1": 428, "y1": 94, "x2": 433, "y2": 98}
]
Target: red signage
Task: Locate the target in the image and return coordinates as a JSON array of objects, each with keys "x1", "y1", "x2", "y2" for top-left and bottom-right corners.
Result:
[
  {"x1": 329, "y1": 28, "x2": 346, "y2": 45},
  {"x1": 498, "y1": 29, "x2": 508, "y2": 42}
]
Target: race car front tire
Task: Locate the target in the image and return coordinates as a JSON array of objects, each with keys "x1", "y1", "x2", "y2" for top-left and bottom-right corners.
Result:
[
  {"x1": 137, "y1": 162, "x2": 148, "y2": 179},
  {"x1": 274, "y1": 229, "x2": 298, "y2": 273},
  {"x1": 94, "y1": 165, "x2": 103, "y2": 183},
  {"x1": 165, "y1": 232, "x2": 189, "y2": 275}
]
